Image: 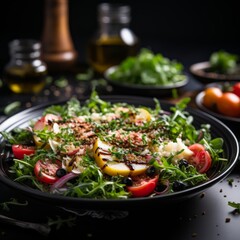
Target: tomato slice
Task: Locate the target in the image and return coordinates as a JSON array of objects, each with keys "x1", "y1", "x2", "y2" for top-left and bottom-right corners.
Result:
[
  {"x1": 188, "y1": 143, "x2": 212, "y2": 173},
  {"x1": 188, "y1": 143, "x2": 205, "y2": 153},
  {"x1": 33, "y1": 114, "x2": 61, "y2": 131},
  {"x1": 127, "y1": 175, "x2": 159, "y2": 197},
  {"x1": 12, "y1": 144, "x2": 36, "y2": 159},
  {"x1": 34, "y1": 159, "x2": 61, "y2": 184},
  {"x1": 194, "y1": 150, "x2": 212, "y2": 173}
]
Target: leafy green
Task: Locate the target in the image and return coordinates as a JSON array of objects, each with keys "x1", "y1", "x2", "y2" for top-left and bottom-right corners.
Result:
[
  {"x1": 3, "y1": 101, "x2": 21, "y2": 116},
  {"x1": 108, "y1": 48, "x2": 186, "y2": 86},
  {"x1": 65, "y1": 164, "x2": 129, "y2": 199},
  {"x1": 44, "y1": 96, "x2": 82, "y2": 118},
  {"x1": 153, "y1": 157, "x2": 207, "y2": 189},
  {"x1": 228, "y1": 201, "x2": 240, "y2": 212},
  {"x1": 209, "y1": 50, "x2": 238, "y2": 74},
  {"x1": 0, "y1": 128, "x2": 34, "y2": 145}
]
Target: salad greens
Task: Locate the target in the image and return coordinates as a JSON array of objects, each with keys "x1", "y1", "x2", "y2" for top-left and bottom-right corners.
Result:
[
  {"x1": 107, "y1": 48, "x2": 186, "y2": 86},
  {"x1": 0, "y1": 91, "x2": 226, "y2": 199},
  {"x1": 228, "y1": 201, "x2": 240, "y2": 213},
  {"x1": 209, "y1": 50, "x2": 238, "y2": 74}
]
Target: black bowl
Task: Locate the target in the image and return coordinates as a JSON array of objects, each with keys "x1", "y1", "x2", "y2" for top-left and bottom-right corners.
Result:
[
  {"x1": 0, "y1": 95, "x2": 239, "y2": 212},
  {"x1": 189, "y1": 61, "x2": 240, "y2": 84},
  {"x1": 195, "y1": 91, "x2": 240, "y2": 124},
  {"x1": 104, "y1": 66, "x2": 189, "y2": 97}
]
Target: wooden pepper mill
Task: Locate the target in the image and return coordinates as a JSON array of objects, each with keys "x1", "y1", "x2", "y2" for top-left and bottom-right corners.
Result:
[{"x1": 41, "y1": 0, "x2": 78, "y2": 73}]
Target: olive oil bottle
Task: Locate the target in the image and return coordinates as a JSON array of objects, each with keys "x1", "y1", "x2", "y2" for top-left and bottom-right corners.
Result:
[
  {"x1": 87, "y1": 3, "x2": 139, "y2": 75},
  {"x1": 3, "y1": 39, "x2": 48, "y2": 94}
]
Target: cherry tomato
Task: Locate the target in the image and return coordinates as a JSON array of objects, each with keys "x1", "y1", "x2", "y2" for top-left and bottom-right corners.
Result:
[
  {"x1": 216, "y1": 92, "x2": 240, "y2": 117},
  {"x1": 188, "y1": 143, "x2": 205, "y2": 153},
  {"x1": 127, "y1": 175, "x2": 159, "y2": 197},
  {"x1": 12, "y1": 144, "x2": 36, "y2": 159},
  {"x1": 188, "y1": 143, "x2": 212, "y2": 173},
  {"x1": 232, "y1": 82, "x2": 240, "y2": 97},
  {"x1": 34, "y1": 159, "x2": 61, "y2": 184},
  {"x1": 202, "y1": 87, "x2": 222, "y2": 108}
]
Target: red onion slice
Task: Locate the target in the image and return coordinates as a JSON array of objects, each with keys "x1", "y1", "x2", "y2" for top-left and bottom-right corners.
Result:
[
  {"x1": 50, "y1": 172, "x2": 79, "y2": 193},
  {"x1": 154, "y1": 179, "x2": 170, "y2": 195}
]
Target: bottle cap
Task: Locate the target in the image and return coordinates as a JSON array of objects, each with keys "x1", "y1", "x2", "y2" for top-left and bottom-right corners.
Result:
[
  {"x1": 98, "y1": 3, "x2": 131, "y2": 24},
  {"x1": 9, "y1": 39, "x2": 41, "y2": 59}
]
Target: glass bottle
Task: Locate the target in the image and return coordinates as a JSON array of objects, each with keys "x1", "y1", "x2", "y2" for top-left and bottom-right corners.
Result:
[
  {"x1": 87, "y1": 3, "x2": 140, "y2": 75},
  {"x1": 3, "y1": 39, "x2": 48, "y2": 94}
]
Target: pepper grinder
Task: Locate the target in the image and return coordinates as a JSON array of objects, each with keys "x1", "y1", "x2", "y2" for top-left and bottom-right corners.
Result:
[{"x1": 41, "y1": 0, "x2": 78, "y2": 73}]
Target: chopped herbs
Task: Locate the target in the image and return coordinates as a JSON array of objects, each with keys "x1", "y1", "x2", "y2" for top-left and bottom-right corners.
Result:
[{"x1": 227, "y1": 178, "x2": 234, "y2": 186}]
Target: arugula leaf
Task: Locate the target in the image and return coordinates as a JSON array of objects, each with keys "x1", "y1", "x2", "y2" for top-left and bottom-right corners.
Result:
[
  {"x1": 0, "y1": 128, "x2": 34, "y2": 145},
  {"x1": 228, "y1": 201, "x2": 240, "y2": 212}
]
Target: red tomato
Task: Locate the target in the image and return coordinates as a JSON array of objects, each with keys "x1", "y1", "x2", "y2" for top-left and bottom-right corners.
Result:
[
  {"x1": 188, "y1": 143, "x2": 212, "y2": 173},
  {"x1": 33, "y1": 114, "x2": 61, "y2": 131},
  {"x1": 232, "y1": 82, "x2": 240, "y2": 97},
  {"x1": 202, "y1": 87, "x2": 222, "y2": 108},
  {"x1": 127, "y1": 175, "x2": 159, "y2": 197},
  {"x1": 12, "y1": 144, "x2": 36, "y2": 159},
  {"x1": 216, "y1": 92, "x2": 240, "y2": 117},
  {"x1": 188, "y1": 143, "x2": 205, "y2": 154},
  {"x1": 34, "y1": 159, "x2": 61, "y2": 184}
]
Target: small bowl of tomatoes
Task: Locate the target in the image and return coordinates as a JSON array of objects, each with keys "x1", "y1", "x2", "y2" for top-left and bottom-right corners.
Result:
[{"x1": 195, "y1": 81, "x2": 240, "y2": 122}]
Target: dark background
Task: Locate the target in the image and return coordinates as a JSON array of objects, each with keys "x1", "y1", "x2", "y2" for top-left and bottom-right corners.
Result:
[
  {"x1": 0, "y1": 2, "x2": 240, "y2": 239},
  {"x1": 0, "y1": 0, "x2": 240, "y2": 71}
]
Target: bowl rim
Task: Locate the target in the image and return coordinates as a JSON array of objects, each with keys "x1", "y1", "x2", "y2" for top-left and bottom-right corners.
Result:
[{"x1": 189, "y1": 61, "x2": 240, "y2": 82}]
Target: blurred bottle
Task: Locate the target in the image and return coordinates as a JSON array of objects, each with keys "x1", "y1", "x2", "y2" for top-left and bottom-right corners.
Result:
[
  {"x1": 87, "y1": 3, "x2": 140, "y2": 75},
  {"x1": 41, "y1": 0, "x2": 78, "y2": 73},
  {"x1": 3, "y1": 39, "x2": 48, "y2": 94}
]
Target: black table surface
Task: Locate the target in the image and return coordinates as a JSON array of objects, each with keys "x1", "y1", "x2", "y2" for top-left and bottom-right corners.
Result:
[{"x1": 0, "y1": 63, "x2": 239, "y2": 240}]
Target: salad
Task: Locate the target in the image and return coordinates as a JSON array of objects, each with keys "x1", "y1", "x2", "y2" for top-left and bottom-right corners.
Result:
[
  {"x1": 106, "y1": 48, "x2": 186, "y2": 86},
  {"x1": 209, "y1": 50, "x2": 238, "y2": 74},
  {"x1": 0, "y1": 91, "x2": 226, "y2": 199}
]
